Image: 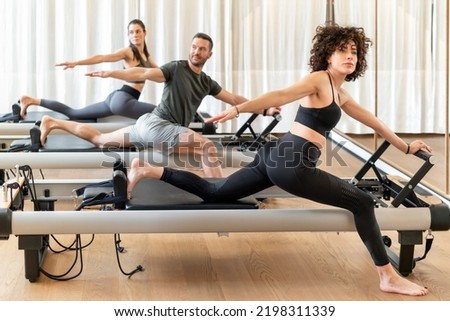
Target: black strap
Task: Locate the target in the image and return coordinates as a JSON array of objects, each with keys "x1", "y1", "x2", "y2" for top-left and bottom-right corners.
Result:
[
  {"x1": 72, "y1": 180, "x2": 113, "y2": 198},
  {"x1": 75, "y1": 169, "x2": 127, "y2": 211},
  {"x1": 0, "y1": 112, "x2": 20, "y2": 123},
  {"x1": 8, "y1": 121, "x2": 42, "y2": 152},
  {"x1": 73, "y1": 158, "x2": 126, "y2": 198},
  {"x1": 75, "y1": 191, "x2": 126, "y2": 210},
  {"x1": 8, "y1": 142, "x2": 40, "y2": 152},
  {"x1": 414, "y1": 233, "x2": 434, "y2": 263}
]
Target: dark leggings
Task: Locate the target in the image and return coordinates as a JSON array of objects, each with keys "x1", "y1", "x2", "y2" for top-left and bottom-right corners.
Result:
[
  {"x1": 40, "y1": 85, "x2": 156, "y2": 120},
  {"x1": 161, "y1": 132, "x2": 389, "y2": 266}
]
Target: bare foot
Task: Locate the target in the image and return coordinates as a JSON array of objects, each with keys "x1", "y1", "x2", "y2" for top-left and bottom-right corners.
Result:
[
  {"x1": 127, "y1": 158, "x2": 163, "y2": 199},
  {"x1": 39, "y1": 115, "x2": 55, "y2": 146},
  {"x1": 19, "y1": 96, "x2": 40, "y2": 117},
  {"x1": 377, "y1": 264, "x2": 428, "y2": 296}
]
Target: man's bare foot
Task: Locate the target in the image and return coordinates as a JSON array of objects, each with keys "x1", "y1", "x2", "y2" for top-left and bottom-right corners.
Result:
[
  {"x1": 19, "y1": 96, "x2": 40, "y2": 117},
  {"x1": 39, "y1": 115, "x2": 55, "y2": 146},
  {"x1": 377, "y1": 264, "x2": 428, "y2": 296},
  {"x1": 127, "y1": 158, "x2": 163, "y2": 199}
]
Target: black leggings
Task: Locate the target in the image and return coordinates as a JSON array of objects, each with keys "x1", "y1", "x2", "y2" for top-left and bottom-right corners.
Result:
[
  {"x1": 40, "y1": 85, "x2": 156, "y2": 120},
  {"x1": 161, "y1": 132, "x2": 389, "y2": 266}
]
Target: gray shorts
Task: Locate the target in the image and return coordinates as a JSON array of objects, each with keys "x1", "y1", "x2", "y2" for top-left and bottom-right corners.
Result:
[{"x1": 128, "y1": 113, "x2": 188, "y2": 153}]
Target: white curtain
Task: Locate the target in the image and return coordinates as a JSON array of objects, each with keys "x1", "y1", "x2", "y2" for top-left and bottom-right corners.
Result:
[{"x1": 0, "y1": 0, "x2": 448, "y2": 134}]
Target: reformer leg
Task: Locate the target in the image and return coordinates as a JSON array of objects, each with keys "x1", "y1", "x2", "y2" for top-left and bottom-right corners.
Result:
[
  {"x1": 350, "y1": 139, "x2": 437, "y2": 275},
  {"x1": 384, "y1": 231, "x2": 423, "y2": 276},
  {"x1": 17, "y1": 194, "x2": 55, "y2": 282},
  {"x1": 18, "y1": 235, "x2": 48, "y2": 282}
]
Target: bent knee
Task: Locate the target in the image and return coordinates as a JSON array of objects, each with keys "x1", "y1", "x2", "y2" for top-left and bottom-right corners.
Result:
[
  {"x1": 194, "y1": 138, "x2": 219, "y2": 156},
  {"x1": 351, "y1": 191, "x2": 375, "y2": 214}
]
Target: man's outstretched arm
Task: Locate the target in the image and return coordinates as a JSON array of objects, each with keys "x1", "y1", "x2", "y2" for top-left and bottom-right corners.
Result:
[{"x1": 86, "y1": 67, "x2": 166, "y2": 83}]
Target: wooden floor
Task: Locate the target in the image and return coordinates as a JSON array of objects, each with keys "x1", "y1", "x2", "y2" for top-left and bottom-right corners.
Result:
[{"x1": 1, "y1": 135, "x2": 450, "y2": 301}]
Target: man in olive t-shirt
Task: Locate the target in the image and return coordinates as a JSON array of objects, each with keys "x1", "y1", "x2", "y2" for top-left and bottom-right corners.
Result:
[{"x1": 39, "y1": 33, "x2": 252, "y2": 178}]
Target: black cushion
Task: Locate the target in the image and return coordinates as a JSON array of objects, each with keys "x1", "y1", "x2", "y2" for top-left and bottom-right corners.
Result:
[{"x1": 127, "y1": 178, "x2": 259, "y2": 210}]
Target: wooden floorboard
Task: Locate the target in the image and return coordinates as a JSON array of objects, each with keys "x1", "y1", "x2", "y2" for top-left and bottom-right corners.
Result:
[{"x1": 1, "y1": 135, "x2": 450, "y2": 301}]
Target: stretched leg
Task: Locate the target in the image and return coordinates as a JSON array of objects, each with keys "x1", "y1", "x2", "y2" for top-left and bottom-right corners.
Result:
[
  {"x1": 176, "y1": 130, "x2": 223, "y2": 177},
  {"x1": 128, "y1": 144, "x2": 274, "y2": 200},
  {"x1": 265, "y1": 153, "x2": 428, "y2": 295},
  {"x1": 255, "y1": 134, "x2": 428, "y2": 296},
  {"x1": 39, "y1": 115, "x2": 132, "y2": 148},
  {"x1": 290, "y1": 171, "x2": 427, "y2": 295},
  {"x1": 20, "y1": 96, "x2": 113, "y2": 119}
]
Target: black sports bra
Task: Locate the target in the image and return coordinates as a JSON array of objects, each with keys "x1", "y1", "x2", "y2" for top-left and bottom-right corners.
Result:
[
  {"x1": 294, "y1": 72, "x2": 341, "y2": 137},
  {"x1": 126, "y1": 60, "x2": 152, "y2": 84}
]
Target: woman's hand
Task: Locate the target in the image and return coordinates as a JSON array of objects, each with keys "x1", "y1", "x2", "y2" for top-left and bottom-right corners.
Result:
[
  {"x1": 408, "y1": 140, "x2": 433, "y2": 154},
  {"x1": 55, "y1": 61, "x2": 77, "y2": 70},
  {"x1": 265, "y1": 106, "x2": 282, "y2": 116},
  {"x1": 207, "y1": 105, "x2": 282, "y2": 124},
  {"x1": 207, "y1": 107, "x2": 240, "y2": 123}
]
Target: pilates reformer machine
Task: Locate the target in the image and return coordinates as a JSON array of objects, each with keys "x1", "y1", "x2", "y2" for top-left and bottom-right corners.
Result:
[
  {"x1": 0, "y1": 138, "x2": 449, "y2": 282},
  {"x1": 0, "y1": 102, "x2": 281, "y2": 152},
  {"x1": 0, "y1": 111, "x2": 281, "y2": 173},
  {"x1": 0, "y1": 103, "x2": 135, "y2": 151}
]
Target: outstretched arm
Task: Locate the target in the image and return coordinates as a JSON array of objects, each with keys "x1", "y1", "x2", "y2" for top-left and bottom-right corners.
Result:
[
  {"x1": 209, "y1": 73, "x2": 318, "y2": 123},
  {"x1": 86, "y1": 67, "x2": 166, "y2": 83},
  {"x1": 209, "y1": 89, "x2": 276, "y2": 123},
  {"x1": 56, "y1": 48, "x2": 129, "y2": 70},
  {"x1": 214, "y1": 89, "x2": 248, "y2": 106},
  {"x1": 340, "y1": 91, "x2": 432, "y2": 154}
]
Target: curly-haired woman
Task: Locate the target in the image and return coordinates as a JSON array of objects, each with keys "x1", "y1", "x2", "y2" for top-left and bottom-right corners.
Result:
[{"x1": 126, "y1": 25, "x2": 432, "y2": 296}]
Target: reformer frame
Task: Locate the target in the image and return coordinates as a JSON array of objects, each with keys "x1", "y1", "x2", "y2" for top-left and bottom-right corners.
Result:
[
  {"x1": 1, "y1": 140, "x2": 449, "y2": 282},
  {"x1": 1, "y1": 106, "x2": 280, "y2": 152}
]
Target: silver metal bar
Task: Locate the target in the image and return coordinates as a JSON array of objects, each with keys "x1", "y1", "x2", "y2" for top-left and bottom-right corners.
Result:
[
  {"x1": 0, "y1": 122, "x2": 131, "y2": 135},
  {"x1": 0, "y1": 148, "x2": 255, "y2": 169},
  {"x1": 10, "y1": 207, "x2": 433, "y2": 235},
  {"x1": 27, "y1": 179, "x2": 295, "y2": 201}
]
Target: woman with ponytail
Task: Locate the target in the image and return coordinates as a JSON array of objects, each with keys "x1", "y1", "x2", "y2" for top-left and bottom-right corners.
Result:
[{"x1": 19, "y1": 19, "x2": 158, "y2": 120}]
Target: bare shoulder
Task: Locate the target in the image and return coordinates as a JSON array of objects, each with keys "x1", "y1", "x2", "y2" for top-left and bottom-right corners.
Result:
[
  {"x1": 122, "y1": 47, "x2": 135, "y2": 60},
  {"x1": 306, "y1": 70, "x2": 329, "y2": 82},
  {"x1": 337, "y1": 87, "x2": 354, "y2": 107},
  {"x1": 293, "y1": 70, "x2": 329, "y2": 92}
]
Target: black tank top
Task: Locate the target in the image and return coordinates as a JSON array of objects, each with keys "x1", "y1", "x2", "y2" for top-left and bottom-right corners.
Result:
[
  {"x1": 126, "y1": 60, "x2": 152, "y2": 84},
  {"x1": 294, "y1": 72, "x2": 341, "y2": 137}
]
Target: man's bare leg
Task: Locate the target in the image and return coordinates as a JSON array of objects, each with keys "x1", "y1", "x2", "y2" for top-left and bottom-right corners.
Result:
[
  {"x1": 39, "y1": 115, "x2": 131, "y2": 148},
  {"x1": 377, "y1": 263, "x2": 428, "y2": 296},
  {"x1": 19, "y1": 96, "x2": 41, "y2": 117},
  {"x1": 177, "y1": 130, "x2": 223, "y2": 177},
  {"x1": 201, "y1": 139, "x2": 223, "y2": 177}
]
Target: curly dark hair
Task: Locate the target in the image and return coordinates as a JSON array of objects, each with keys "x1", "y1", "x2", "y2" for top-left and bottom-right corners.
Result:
[{"x1": 309, "y1": 25, "x2": 372, "y2": 82}]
